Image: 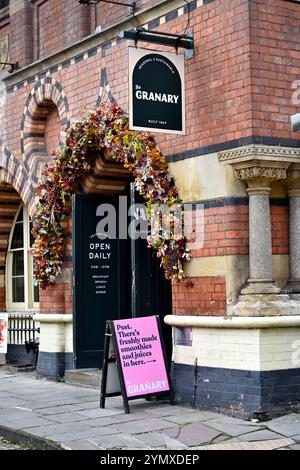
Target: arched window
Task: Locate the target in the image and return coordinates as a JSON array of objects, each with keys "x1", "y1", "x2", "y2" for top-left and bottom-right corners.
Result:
[{"x1": 6, "y1": 204, "x2": 39, "y2": 311}]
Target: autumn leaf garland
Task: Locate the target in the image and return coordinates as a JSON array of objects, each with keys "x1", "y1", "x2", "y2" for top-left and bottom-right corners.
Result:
[{"x1": 32, "y1": 103, "x2": 191, "y2": 289}]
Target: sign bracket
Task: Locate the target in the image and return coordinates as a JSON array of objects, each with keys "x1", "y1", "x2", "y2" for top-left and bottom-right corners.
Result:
[{"x1": 119, "y1": 28, "x2": 194, "y2": 59}]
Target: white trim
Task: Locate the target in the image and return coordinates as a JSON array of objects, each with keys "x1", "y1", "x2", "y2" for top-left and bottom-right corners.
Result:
[
  {"x1": 164, "y1": 314, "x2": 300, "y2": 329},
  {"x1": 35, "y1": 314, "x2": 72, "y2": 324}
]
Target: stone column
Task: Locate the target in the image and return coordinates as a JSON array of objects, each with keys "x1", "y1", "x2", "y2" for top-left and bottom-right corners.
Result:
[
  {"x1": 234, "y1": 165, "x2": 287, "y2": 295},
  {"x1": 286, "y1": 165, "x2": 300, "y2": 294}
]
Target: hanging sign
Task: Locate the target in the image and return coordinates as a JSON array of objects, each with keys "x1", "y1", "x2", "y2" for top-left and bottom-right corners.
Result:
[
  {"x1": 0, "y1": 313, "x2": 8, "y2": 354},
  {"x1": 129, "y1": 47, "x2": 185, "y2": 134},
  {"x1": 100, "y1": 316, "x2": 172, "y2": 413}
]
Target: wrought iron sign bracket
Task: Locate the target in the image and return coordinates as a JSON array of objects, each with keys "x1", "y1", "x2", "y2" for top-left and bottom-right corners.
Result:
[
  {"x1": 0, "y1": 61, "x2": 19, "y2": 73},
  {"x1": 119, "y1": 28, "x2": 195, "y2": 59}
]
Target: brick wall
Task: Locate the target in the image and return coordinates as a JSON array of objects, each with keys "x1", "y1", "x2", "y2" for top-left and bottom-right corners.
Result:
[
  {"x1": 9, "y1": 0, "x2": 33, "y2": 67},
  {"x1": 39, "y1": 282, "x2": 66, "y2": 314},
  {"x1": 91, "y1": 0, "x2": 154, "y2": 32},
  {"x1": 33, "y1": 0, "x2": 90, "y2": 60},
  {"x1": 190, "y1": 205, "x2": 249, "y2": 258},
  {"x1": 249, "y1": 0, "x2": 300, "y2": 141},
  {"x1": 44, "y1": 105, "x2": 60, "y2": 155},
  {"x1": 271, "y1": 205, "x2": 289, "y2": 255},
  {"x1": 188, "y1": 202, "x2": 288, "y2": 258},
  {"x1": 172, "y1": 276, "x2": 227, "y2": 316}
]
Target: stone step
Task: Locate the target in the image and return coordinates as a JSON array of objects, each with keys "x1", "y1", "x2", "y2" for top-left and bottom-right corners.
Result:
[{"x1": 64, "y1": 368, "x2": 102, "y2": 388}]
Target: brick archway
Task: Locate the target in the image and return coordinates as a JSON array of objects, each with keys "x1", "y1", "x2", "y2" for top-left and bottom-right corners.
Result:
[
  {"x1": 21, "y1": 77, "x2": 70, "y2": 184},
  {"x1": 0, "y1": 139, "x2": 36, "y2": 216}
]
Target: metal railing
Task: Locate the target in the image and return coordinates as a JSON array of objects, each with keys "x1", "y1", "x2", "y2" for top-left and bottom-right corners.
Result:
[{"x1": 8, "y1": 313, "x2": 40, "y2": 345}]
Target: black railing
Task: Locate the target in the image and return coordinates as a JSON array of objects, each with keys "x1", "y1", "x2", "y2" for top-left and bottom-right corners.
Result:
[{"x1": 8, "y1": 313, "x2": 40, "y2": 346}]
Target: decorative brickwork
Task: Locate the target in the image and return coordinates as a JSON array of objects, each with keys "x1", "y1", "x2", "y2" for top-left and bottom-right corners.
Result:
[
  {"x1": 21, "y1": 77, "x2": 70, "y2": 184},
  {"x1": 0, "y1": 140, "x2": 35, "y2": 215}
]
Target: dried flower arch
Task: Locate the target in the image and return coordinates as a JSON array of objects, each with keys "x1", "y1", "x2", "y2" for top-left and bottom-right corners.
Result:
[{"x1": 32, "y1": 103, "x2": 191, "y2": 289}]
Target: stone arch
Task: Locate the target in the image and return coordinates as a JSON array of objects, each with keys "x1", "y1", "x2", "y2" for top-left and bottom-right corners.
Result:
[
  {"x1": 21, "y1": 77, "x2": 70, "y2": 184},
  {"x1": 0, "y1": 139, "x2": 36, "y2": 217}
]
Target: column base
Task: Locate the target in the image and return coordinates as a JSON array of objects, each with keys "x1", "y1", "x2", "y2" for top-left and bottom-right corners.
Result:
[
  {"x1": 166, "y1": 316, "x2": 300, "y2": 420},
  {"x1": 36, "y1": 351, "x2": 74, "y2": 381},
  {"x1": 241, "y1": 279, "x2": 281, "y2": 295},
  {"x1": 34, "y1": 314, "x2": 73, "y2": 381},
  {"x1": 233, "y1": 293, "x2": 300, "y2": 317}
]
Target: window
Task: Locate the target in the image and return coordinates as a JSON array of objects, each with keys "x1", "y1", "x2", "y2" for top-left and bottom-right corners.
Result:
[{"x1": 6, "y1": 204, "x2": 39, "y2": 311}]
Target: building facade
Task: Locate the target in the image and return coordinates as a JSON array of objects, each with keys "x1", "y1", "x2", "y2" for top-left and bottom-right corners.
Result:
[{"x1": 1, "y1": 0, "x2": 300, "y2": 418}]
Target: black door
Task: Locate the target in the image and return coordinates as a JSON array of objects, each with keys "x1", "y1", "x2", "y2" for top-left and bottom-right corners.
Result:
[
  {"x1": 72, "y1": 194, "x2": 130, "y2": 368},
  {"x1": 73, "y1": 190, "x2": 172, "y2": 369}
]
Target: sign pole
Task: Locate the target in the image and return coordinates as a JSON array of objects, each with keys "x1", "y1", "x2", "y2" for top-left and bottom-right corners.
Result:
[
  {"x1": 155, "y1": 315, "x2": 174, "y2": 405},
  {"x1": 100, "y1": 322, "x2": 111, "y2": 409},
  {"x1": 109, "y1": 320, "x2": 131, "y2": 414}
]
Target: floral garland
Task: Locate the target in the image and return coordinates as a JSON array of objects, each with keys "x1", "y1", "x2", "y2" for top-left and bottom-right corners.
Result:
[{"x1": 32, "y1": 103, "x2": 191, "y2": 289}]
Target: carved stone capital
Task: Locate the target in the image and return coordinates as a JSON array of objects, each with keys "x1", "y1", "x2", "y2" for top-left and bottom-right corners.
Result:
[
  {"x1": 218, "y1": 145, "x2": 294, "y2": 190},
  {"x1": 233, "y1": 164, "x2": 287, "y2": 193},
  {"x1": 286, "y1": 163, "x2": 300, "y2": 195}
]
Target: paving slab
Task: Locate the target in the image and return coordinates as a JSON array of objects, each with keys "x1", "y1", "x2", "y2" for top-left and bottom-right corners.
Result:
[
  {"x1": 204, "y1": 414, "x2": 263, "y2": 427},
  {"x1": 0, "y1": 417, "x2": 56, "y2": 429},
  {"x1": 35, "y1": 412, "x2": 96, "y2": 424},
  {"x1": 20, "y1": 421, "x2": 95, "y2": 438},
  {"x1": 196, "y1": 438, "x2": 295, "y2": 451},
  {"x1": 93, "y1": 411, "x2": 151, "y2": 425},
  {"x1": 62, "y1": 439, "x2": 105, "y2": 450},
  {"x1": 228, "y1": 430, "x2": 287, "y2": 443},
  {"x1": 93, "y1": 435, "x2": 133, "y2": 449},
  {"x1": 75, "y1": 408, "x2": 129, "y2": 419},
  {"x1": 265, "y1": 414, "x2": 300, "y2": 437},
  {"x1": 164, "y1": 423, "x2": 222, "y2": 446},
  {"x1": 44, "y1": 425, "x2": 120, "y2": 443},
  {"x1": 31, "y1": 404, "x2": 85, "y2": 415},
  {"x1": 286, "y1": 443, "x2": 300, "y2": 450},
  {"x1": 114, "y1": 434, "x2": 151, "y2": 449},
  {"x1": 77, "y1": 413, "x2": 151, "y2": 429},
  {"x1": 112, "y1": 417, "x2": 175, "y2": 435},
  {"x1": 161, "y1": 433, "x2": 188, "y2": 449},
  {"x1": 133, "y1": 431, "x2": 167, "y2": 447},
  {"x1": 144, "y1": 404, "x2": 194, "y2": 417},
  {"x1": 164, "y1": 411, "x2": 218, "y2": 425},
  {"x1": 206, "y1": 419, "x2": 262, "y2": 437}
]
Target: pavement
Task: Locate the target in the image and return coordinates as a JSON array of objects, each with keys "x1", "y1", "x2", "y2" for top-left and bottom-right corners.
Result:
[{"x1": 0, "y1": 369, "x2": 299, "y2": 451}]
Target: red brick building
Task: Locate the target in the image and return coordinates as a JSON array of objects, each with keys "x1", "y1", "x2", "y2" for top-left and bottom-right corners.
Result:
[{"x1": 1, "y1": 0, "x2": 300, "y2": 418}]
